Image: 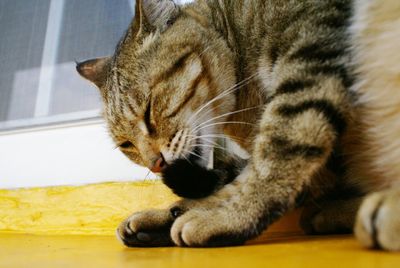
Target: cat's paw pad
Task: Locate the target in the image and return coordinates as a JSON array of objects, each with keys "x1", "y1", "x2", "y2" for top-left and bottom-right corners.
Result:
[
  {"x1": 355, "y1": 189, "x2": 400, "y2": 251},
  {"x1": 116, "y1": 209, "x2": 174, "y2": 247},
  {"x1": 170, "y1": 209, "x2": 246, "y2": 247}
]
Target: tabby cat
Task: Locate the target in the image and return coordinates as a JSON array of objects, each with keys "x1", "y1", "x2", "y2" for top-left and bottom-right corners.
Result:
[{"x1": 76, "y1": 0, "x2": 400, "y2": 250}]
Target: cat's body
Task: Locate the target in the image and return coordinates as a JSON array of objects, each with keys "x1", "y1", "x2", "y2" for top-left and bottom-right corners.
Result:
[{"x1": 76, "y1": 0, "x2": 400, "y2": 250}]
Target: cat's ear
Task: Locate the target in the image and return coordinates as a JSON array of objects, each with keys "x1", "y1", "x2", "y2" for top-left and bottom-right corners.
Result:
[
  {"x1": 76, "y1": 57, "x2": 111, "y2": 88},
  {"x1": 134, "y1": 0, "x2": 180, "y2": 34}
]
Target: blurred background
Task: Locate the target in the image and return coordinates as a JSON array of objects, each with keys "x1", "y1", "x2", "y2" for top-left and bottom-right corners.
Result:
[{"x1": 0, "y1": 0, "x2": 134, "y2": 130}]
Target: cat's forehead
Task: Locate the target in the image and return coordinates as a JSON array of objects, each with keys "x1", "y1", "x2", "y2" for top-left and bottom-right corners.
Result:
[{"x1": 110, "y1": 38, "x2": 199, "y2": 93}]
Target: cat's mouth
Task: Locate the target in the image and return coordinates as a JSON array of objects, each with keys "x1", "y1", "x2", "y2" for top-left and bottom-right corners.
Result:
[
  {"x1": 160, "y1": 139, "x2": 220, "y2": 199},
  {"x1": 188, "y1": 145, "x2": 203, "y2": 162},
  {"x1": 159, "y1": 129, "x2": 246, "y2": 199},
  {"x1": 160, "y1": 128, "x2": 214, "y2": 170},
  {"x1": 186, "y1": 130, "x2": 215, "y2": 169},
  {"x1": 160, "y1": 134, "x2": 243, "y2": 199}
]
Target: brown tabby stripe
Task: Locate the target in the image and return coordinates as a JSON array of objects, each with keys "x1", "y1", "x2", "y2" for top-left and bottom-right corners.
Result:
[
  {"x1": 289, "y1": 42, "x2": 346, "y2": 62},
  {"x1": 317, "y1": 14, "x2": 349, "y2": 29},
  {"x1": 308, "y1": 64, "x2": 353, "y2": 88},
  {"x1": 269, "y1": 136, "x2": 325, "y2": 159},
  {"x1": 144, "y1": 101, "x2": 155, "y2": 135},
  {"x1": 332, "y1": 1, "x2": 352, "y2": 13},
  {"x1": 126, "y1": 100, "x2": 138, "y2": 117},
  {"x1": 268, "y1": 45, "x2": 279, "y2": 66},
  {"x1": 166, "y1": 72, "x2": 205, "y2": 119},
  {"x1": 275, "y1": 78, "x2": 315, "y2": 95},
  {"x1": 277, "y1": 100, "x2": 347, "y2": 135},
  {"x1": 150, "y1": 50, "x2": 194, "y2": 88}
]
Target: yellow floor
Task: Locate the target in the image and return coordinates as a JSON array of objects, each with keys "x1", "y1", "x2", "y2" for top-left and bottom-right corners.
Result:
[
  {"x1": 1, "y1": 182, "x2": 399, "y2": 267},
  {"x1": 0, "y1": 181, "x2": 177, "y2": 236},
  {"x1": 1, "y1": 233, "x2": 398, "y2": 268}
]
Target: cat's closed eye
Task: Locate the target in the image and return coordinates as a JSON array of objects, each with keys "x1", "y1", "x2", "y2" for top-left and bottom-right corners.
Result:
[{"x1": 119, "y1": 141, "x2": 134, "y2": 149}]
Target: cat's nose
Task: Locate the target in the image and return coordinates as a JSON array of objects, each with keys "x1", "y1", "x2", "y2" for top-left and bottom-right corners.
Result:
[{"x1": 150, "y1": 156, "x2": 166, "y2": 173}]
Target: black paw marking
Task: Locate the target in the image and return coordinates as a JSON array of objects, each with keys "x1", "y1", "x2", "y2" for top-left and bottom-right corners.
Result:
[
  {"x1": 162, "y1": 155, "x2": 245, "y2": 199},
  {"x1": 162, "y1": 159, "x2": 222, "y2": 199}
]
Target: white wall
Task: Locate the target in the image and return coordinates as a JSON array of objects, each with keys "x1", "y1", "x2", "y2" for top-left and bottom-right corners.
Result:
[{"x1": 0, "y1": 122, "x2": 155, "y2": 189}]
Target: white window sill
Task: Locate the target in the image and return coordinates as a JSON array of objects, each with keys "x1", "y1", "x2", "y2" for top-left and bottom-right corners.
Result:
[{"x1": 0, "y1": 121, "x2": 155, "y2": 189}]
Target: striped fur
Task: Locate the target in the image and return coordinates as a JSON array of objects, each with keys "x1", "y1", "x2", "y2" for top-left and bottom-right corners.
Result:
[{"x1": 76, "y1": 0, "x2": 399, "y2": 250}]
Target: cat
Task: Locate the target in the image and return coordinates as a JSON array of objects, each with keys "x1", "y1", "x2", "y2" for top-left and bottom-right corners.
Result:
[{"x1": 76, "y1": 0, "x2": 399, "y2": 250}]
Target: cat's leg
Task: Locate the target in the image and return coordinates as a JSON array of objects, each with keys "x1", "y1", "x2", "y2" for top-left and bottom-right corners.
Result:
[
  {"x1": 117, "y1": 209, "x2": 175, "y2": 247},
  {"x1": 300, "y1": 197, "x2": 364, "y2": 234},
  {"x1": 120, "y1": 49, "x2": 353, "y2": 247},
  {"x1": 355, "y1": 187, "x2": 400, "y2": 251},
  {"x1": 116, "y1": 156, "x2": 247, "y2": 247},
  {"x1": 167, "y1": 88, "x2": 351, "y2": 247},
  {"x1": 120, "y1": 97, "x2": 349, "y2": 247}
]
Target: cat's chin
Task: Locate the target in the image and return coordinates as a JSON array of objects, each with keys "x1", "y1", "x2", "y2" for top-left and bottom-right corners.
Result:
[{"x1": 161, "y1": 158, "x2": 222, "y2": 199}]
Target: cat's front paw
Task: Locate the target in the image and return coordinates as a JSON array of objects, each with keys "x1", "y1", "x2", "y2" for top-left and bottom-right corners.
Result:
[
  {"x1": 117, "y1": 209, "x2": 174, "y2": 247},
  {"x1": 355, "y1": 189, "x2": 400, "y2": 251},
  {"x1": 170, "y1": 208, "x2": 247, "y2": 247}
]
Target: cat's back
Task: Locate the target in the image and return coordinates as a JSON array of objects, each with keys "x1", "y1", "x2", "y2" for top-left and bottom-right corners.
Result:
[
  {"x1": 199, "y1": 0, "x2": 353, "y2": 71},
  {"x1": 205, "y1": 0, "x2": 352, "y2": 27},
  {"x1": 351, "y1": 0, "x2": 400, "y2": 185}
]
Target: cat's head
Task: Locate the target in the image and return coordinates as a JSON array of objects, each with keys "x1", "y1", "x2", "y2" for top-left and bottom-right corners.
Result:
[{"x1": 76, "y1": 0, "x2": 236, "y2": 175}]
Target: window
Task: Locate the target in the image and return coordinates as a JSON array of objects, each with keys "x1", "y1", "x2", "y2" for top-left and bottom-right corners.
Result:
[{"x1": 0, "y1": 0, "x2": 134, "y2": 131}]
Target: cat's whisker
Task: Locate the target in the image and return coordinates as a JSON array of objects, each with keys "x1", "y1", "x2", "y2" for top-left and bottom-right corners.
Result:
[
  {"x1": 199, "y1": 43, "x2": 218, "y2": 56},
  {"x1": 187, "y1": 73, "x2": 259, "y2": 125},
  {"x1": 190, "y1": 138, "x2": 218, "y2": 144},
  {"x1": 187, "y1": 83, "x2": 226, "y2": 127},
  {"x1": 144, "y1": 170, "x2": 151, "y2": 182},
  {"x1": 186, "y1": 135, "x2": 222, "y2": 146},
  {"x1": 188, "y1": 76, "x2": 259, "y2": 129},
  {"x1": 186, "y1": 133, "x2": 245, "y2": 140},
  {"x1": 186, "y1": 133, "x2": 246, "y2": 144},
  {"x1": 191, "y1": 105, "x2": 261, "y2": 133},
  {"x1": 187, "y1": 74, "x2": 258, "y2": 126},
  {"x1": 196, "y1": 138, "x2": 221, "y2": 146},
  {"x1": 193, "y1": 121, "x2": 256, "y2": 134},
  {"x1": 180, "y1": 150, "x2": 193, "y2": 165},
  {"x1": 189, "y1": 105, "x2": 216, "y2": 127},
  {"x1": 182, "y1": 149, "x2": 209, "y2": 163},
  {"x1": 188, "y1": 82, "x2": 239, "y2": 127},
  {"x1": 189, "y1": 144, "x2": 229, "y2": 152}
]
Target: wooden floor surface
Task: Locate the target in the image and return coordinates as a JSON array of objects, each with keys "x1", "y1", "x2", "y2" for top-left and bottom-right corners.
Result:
[{"x1": 0, "y1": 233, "x2": 398, "y2": 268}]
